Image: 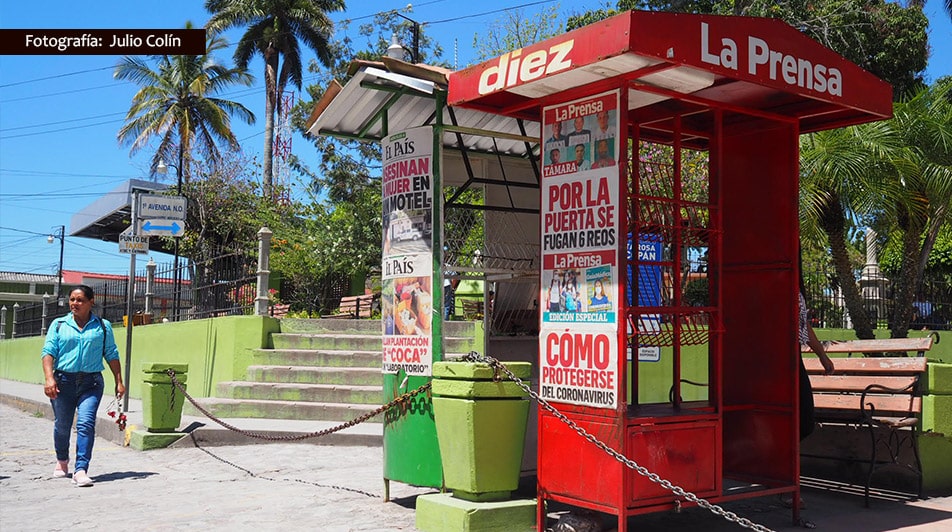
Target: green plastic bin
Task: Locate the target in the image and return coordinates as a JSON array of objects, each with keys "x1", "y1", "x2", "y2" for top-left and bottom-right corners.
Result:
[
  {"x1": 432, "y1": 361, "x2": 531, "y2": 502},
  {"x1": 141, "y1": 363, "x2": 188, "y2": 433}
]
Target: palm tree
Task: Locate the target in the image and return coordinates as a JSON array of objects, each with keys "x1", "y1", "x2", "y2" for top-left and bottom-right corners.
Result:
[
  {"x1": 205, "y1": 0, "x2": 345, "y2": 197},
  {"x1": 800, "y1": 80, "x2": 952, "y2": 339},
  {"x1": 800, "y1": 122, "x2": 901, "y2": 339},
  {"x1": 115, "y1": 25, "x2": 255, "y2": 182},
  {"x1": 880, "y1": 81, "x2": 952, "y2": 336}
]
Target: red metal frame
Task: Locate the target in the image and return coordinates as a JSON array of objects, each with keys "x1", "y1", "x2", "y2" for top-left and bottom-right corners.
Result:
[{"x1": 447, "y1": 10, "x2": 892, "y2": 531}]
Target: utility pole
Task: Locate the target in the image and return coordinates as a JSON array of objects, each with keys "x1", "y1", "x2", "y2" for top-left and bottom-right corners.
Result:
[{"x1": 122, "y1": 191, "x2": 138, "y2": 412}]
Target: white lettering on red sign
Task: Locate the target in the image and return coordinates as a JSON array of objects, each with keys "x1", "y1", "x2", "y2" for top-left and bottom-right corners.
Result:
[
  {"x1": 478, "y1": 40, "x2": 574, "y2": 95},
  {"x1": 699, "y1": 22, "x2": 842, "y2": 97}
]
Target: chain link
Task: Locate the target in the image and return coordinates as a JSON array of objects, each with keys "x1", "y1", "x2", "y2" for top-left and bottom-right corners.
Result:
[
  {"x1": 166, "y1": 357, "x2": 777, "y2": 532},
  {"x1": 461, "y1": 352, "x2": 776, "y2": 532},
  {"x1": 166, "y1": 369, "x2": 431, "y2": 442}
]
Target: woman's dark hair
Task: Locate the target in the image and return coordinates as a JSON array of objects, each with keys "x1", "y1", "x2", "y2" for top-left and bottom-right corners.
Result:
[{"x1": 71, "y1": 284, "x2": 95, "y2": 300}]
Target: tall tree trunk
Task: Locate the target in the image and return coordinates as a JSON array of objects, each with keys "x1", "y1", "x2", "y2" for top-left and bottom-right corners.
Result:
[
  {"x1": 890, "y1": 209, "x2": 927, "y2": 338},
  {"x1": 262, "y1": 49, "x2": 279, "y2": 198},
  {"x1": 820, "y1": 197, "x2": 875, "y2": 339}
]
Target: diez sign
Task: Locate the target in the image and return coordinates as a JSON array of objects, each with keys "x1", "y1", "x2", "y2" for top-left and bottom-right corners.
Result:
[
  {"x1": 448, "y1": 14, "x2": 632, "y2": 105},
  {"x1": 477, "y1": 40, "x2": 574, "y2": 95}
]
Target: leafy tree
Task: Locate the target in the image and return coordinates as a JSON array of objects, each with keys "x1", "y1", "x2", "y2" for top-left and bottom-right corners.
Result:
[
  {"x1": 114, "y1": 26, "x2": 255, "y2": 181},
  {"x1": 472, "y1": 5, "x2": 564, "y2": 63},
  {"x1": 567, "y1": 0, "x2": 929, "y2": 97},
  {"x1": 205, "y1": 0, "x2": 346, "y2": 197},
  {"x1": 287, "y1": 9, "x2": 448, "y2": 290}
]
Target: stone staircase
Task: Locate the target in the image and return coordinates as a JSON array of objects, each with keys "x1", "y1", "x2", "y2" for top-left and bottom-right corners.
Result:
[{"x1": 184, "y1": 318, "x2": 480, "y2": 422}]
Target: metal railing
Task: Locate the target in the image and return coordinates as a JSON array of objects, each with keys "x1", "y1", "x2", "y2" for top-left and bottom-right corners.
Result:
[
  {"x1": 803, "y1": 267, "x2": 951, "y2": 331},
  {"x1": 4, "y1": 229, "x2": 274, "y2": 339}
]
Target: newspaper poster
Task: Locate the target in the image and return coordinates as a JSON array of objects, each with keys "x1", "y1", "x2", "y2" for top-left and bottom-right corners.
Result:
[
  {"x1": 381, "y1": 127, "x2": 434, "y2": 376},
  {"x1": 539, "y1": 90, "x2": 621, "y2": 409},
  {"x1": 539, "y1": 328, "x2": 619, "y2": 409}
]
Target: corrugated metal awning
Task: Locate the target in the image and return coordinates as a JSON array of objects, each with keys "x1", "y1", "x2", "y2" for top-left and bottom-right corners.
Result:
[
  {"x1": 305, "y1": 60, "x2": 540, "y2": 158},
  {"x1": 69, "y1": 179, "x2": 170, "y2": 251}
]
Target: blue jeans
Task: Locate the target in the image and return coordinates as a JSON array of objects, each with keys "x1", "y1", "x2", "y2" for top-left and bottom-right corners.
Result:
[{"x1": 51, "y1": 371, "x2": 104, "y2": 473}]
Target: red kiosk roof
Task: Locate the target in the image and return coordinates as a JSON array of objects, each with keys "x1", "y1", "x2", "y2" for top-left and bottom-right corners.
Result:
[{"x1": 448, "y1": 10, "x2": 892, "y2": 133}]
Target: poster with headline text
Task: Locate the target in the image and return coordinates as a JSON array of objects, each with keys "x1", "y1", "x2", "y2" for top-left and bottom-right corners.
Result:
[
  {"x1": 381, "y1": 127, "x2": 434, "y2": 376},
  {"x1": 540, "y1": 90, "x2": 621, "y2": 409}
]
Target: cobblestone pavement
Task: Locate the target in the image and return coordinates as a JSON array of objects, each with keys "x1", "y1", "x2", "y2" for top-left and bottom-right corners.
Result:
[{"x1": 0, "y1": 404, "x2": 432, "y2": 531}]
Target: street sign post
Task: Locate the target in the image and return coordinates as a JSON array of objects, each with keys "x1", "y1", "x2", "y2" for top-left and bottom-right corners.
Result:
[
  {"x1": 139, "y1": 219, "x2": 185, "y2": 237},
  {"x1": 138, "y1": 194, "x2": 186, "y2": 220}
]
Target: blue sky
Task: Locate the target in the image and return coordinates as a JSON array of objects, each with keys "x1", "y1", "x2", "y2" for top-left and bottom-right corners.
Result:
[{"x1": 1, "y1": 0, "x2": 950, "y2": 277}]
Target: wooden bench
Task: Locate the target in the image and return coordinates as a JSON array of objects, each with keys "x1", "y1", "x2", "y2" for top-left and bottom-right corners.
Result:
[
  {"x1": 461, "y1": 298, "x2": 484, "y2": 320},
  {"x1": 324, "y1": 294, "x2": 377, "y2": 319},
  {"x1": 269, "y1": 303, "x2": 290, "y2": 318},
  {"x1": 804, "y1": 356, "x2": 929, "y2": 505},
  {"x1": 802, "y1": 336, "x2": 934, "y2": 357}
]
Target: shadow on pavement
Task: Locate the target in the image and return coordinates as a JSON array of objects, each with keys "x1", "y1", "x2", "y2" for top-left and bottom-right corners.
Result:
[{"x1": 91, "y1": 471, "x2": 159, "y2": 483}]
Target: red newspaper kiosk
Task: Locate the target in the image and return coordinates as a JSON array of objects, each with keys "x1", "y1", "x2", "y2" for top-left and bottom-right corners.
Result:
[{"x1": 449, "y1": 10, "x2": 892, "y2": 530}]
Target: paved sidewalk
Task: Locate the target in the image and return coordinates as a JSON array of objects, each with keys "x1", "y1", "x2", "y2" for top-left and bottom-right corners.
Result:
[
  {"x1": 0, "y1": 378, "x2": 384, "y2": 448},
  {"x1": 2, "y1": 379, "x2": 952, "y2": 531}
]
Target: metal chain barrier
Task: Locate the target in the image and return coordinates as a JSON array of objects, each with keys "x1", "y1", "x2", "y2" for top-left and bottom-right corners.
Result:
[
  {"x1": 166, "y1": 368, "x2": 431, "y2": 442},
  {"x1": 462, "y1": 352, "x2": 776, "y2": 532},
  {"x1": 184, "y1": 432, "x2": 379, "y2": 498}
]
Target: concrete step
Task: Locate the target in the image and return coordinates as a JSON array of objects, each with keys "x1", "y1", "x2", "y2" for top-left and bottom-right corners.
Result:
[
  {"x1": 247, "y1": 365, "x2": 382, "y2": 386},
  {"x1": 272, "y1": 333, "x2": 477, "y2": 352},
  {"x1": 279, "y1": 317, "x2": 480, "y2": 337},
  {"x1": 217, "y1": 381, "x2": 382, "y2": 405},
  {"x1": 250, "y1": 349, "x2": 379, "y2": 368},
  {"x1": 183, "y1": 397, "x2": 383, "y2": 423},
  {"x1": 279, "y1": 318, "x2": 382, "y2": 334}
]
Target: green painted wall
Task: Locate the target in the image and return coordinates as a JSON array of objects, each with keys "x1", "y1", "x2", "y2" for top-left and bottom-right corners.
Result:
[{"x1": 0, "y1": 316, "x2": 280, "y2": 399}]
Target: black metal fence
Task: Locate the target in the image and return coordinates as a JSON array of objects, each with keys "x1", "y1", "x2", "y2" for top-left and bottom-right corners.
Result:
[
  {"x1": 9, "y1": 252, "x2": 949, "y2": 338},
  {"x1": 803, "y1": 267, "x2": 951, "y2": 331},
  {"x1": 9, "y1": 244, "x2": 259, "y2": 338}
]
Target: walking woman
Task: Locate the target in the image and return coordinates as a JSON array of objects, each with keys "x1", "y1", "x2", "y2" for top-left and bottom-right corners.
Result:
[{"x1": 41, "y1": 285, "x2": 125, "y2": 487}]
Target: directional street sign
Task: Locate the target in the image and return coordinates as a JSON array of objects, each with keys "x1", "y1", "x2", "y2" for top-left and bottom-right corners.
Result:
[
  {"x1": 140, "y1": 219, "x2": 185, "y2": 237},
  {"x1": 119, "y1": 225, "x2": 149, "y2": 254},
  {"x1": 138, "y1": 194, "x2": 187, "y2": 221}
]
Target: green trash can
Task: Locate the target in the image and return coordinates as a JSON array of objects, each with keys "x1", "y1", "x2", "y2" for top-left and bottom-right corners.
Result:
[
  {"x1": 432, "y1": 360, "x2": 531, "y2": 502},
  {"x1": 142, "y1": 363, "x2": 189, "y2": 433}
]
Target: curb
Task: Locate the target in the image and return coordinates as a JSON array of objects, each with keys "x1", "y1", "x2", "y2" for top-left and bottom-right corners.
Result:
[{"x1": 0, "y1": 389, "x2": 383, "y2": 449}]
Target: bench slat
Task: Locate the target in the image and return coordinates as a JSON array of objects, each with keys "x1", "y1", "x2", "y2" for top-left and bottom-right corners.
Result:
[
  {"x1": 326, "y1": 294, "x2": 376, "y2": 319},
  {"x1": 809, "y1": 375, "x2": 916, "y2": 393},
  {"x1": 814, "y1": 393, "x2": 922, "y2": 416},
  {"x1": 802, "y1": 337, "x2": 932, "y2": 355},
  {"x1": 803, "y1": 357, "x2": 927, "y2": 375}
]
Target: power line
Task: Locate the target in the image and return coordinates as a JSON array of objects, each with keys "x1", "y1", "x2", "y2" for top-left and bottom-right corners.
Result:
[
  {"x1": 0, "y1": 2, "x2": 564, "y2": 141},
  {"x1": 427, "y1": 0, "x2": 557, "y2": 24},
  {"x1": 0, "y1": 169, "x2": 133, "y2": 179},
  {"x1": 0, "y1": 191, "x2": 131, "y2": 200},
  {"x1": 0, "y1": 73, "x2": 316, "y2": 140},
  {"x1": 0, "y1": 118, "x2": 123, "y2": 140},
  {"x1": 0, "y1": 226, "x2": 58, "y2": 237},
  {"x1": 0, "y1": 65, "x2": 115, "y2": 88},
  {"x1": 0, "y1": 112, "x2": 127, "y2": 132},
  {"x1": 0, "y1": 82, "x2": 134, "y2": 104}
]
